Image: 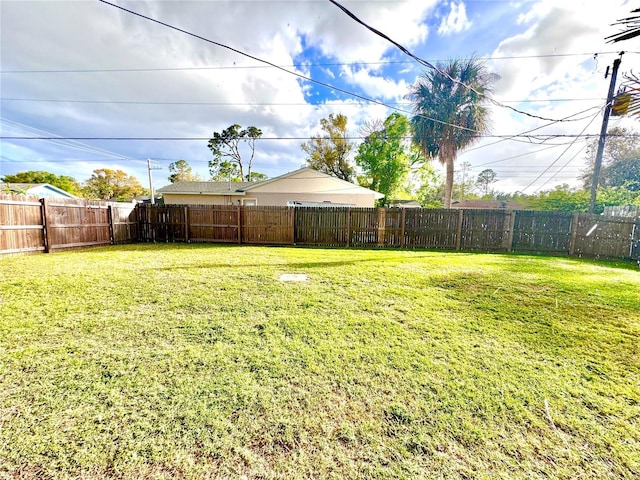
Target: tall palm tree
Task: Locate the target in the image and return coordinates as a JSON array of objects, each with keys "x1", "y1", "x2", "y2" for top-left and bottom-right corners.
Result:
[{"x1": 407, "y1": 57, "x2": 495, "y2": 208}]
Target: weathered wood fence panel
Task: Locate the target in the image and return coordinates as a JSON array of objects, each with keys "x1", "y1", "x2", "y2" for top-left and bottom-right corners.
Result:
[
  {"x1": 132, "y1": 205, "x2": 630, "y2": 260},
  {"x1": 3, "y1": 197, "x2": 639, "y2": 261},
  {"x1": 44, "y1": 199, "x2": 112, "y2": 251},
  {"x1": 294, "y1": 207, "x2": 348, "y2": 246},
  {"x1": 572, "y1": 214, "x2": 638, "y2": 259},
  {"x1": 187, "y1": 205, "x2": 239, "y2": 243},
  {"x1": 241, "y1": 207, "x2": 294, "y2": 245},
  {"x1": 379, "y1": 209, "x2": 404, "y2": 248},
  {"x1": 0, "y1": 193, "x2": 45, "y2": 255},
  {"x1": 631, "y1": 222, "x2": 640, "y2": 260},
  {"x1": 350, "y1": 208, "x2": 383, "y2": 247},
  {"x1": 512, "y1": 211, "x2": 574, "y2": 254},
  {"x1": 403, "y1": 209, "x2": 459, "y2": 249},
  {"x1": 1, "y1": 195, "x2": 137, "y2": 255},
  {"x1": 459, "y1": 209, "x2": 512, "y2": 251},
  {"x1": 137, "y1": 205, "x2": 187, "y2": 243},
  {"x1": 111, "y1": 203, "x2": 137, "y2": 244}
]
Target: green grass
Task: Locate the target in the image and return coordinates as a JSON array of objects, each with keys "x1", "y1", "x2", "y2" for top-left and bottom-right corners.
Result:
[{"x1": 0, "y1": 244, "x2": 639, "y2": 479}]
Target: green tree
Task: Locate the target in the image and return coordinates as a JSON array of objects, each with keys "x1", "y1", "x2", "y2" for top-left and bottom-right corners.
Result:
[
  {"x1": 582, "y1": 127, "x2": 640, "y2": 191},
  {"x1": 407, "y1": 57, "x2": 496, "y2": 208},
  {"x1": 597, "y1": 184, "x2": 640, "y2": 209},
  {"x1": 168, "y1": 159, "x2": 201, "y2": 183},
  {"x1": 1, "y1": 170, "x2": 83, "y2": 196},
  {"x1": 453, "y1": 161, "x2": 476, "y2": 201},
  {"x1": 209, "y1": 161, "x2": 242, "y2": 182},
  {"x1": 526, "y1": 185, "x2": 590, "y2": 212},
  {"x1": 355, "y1": 113, "x2": 414, "y2": 205},
  {"x1": 208, "y1": 124, "x2": 262, "y2": 181},
  {"x1": 410, "y1": 163, "x2": 444, "y2": 208},
  {"x1": 247, "y1": 171, "x2": 268, "y2": 182},
  {"x1": 301, "y1": 113, "x2": 355, "y2": 182},
  {"x1": 82, "y1": 168, "x2": 146, "y2": 200},
  {"x1": 476, "y1": 168, "x2": 498, "y2": 196}
]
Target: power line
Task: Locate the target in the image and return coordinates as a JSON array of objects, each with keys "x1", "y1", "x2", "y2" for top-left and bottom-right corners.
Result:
[
  {"x1": 94, "y1": 0, "x2": 481, "y2": 137},
  {"x1": 1, "y1": 52, "x2": 635, "y2": 74},
  {"x1": 521, "y1": 109, "x2": 602, "y2": 193},
  {"x1": 473, "y1": 144, "x2": 577, "y2": 167},
  {"x1": 460, "y1": 103, "x2": 604, "y2": 155},
  {"x1": 0, "y1": 97, "x2": 606, "y2": 105},
  {"x1": 329, "y1": 0, "x2": 595, "y2": 123},
  {"x1": 100, "y1": 0, "x2": 585, "y2": 140},
  {"x1": 2, "y1": 1, "x2": 612, "y2": 154},
  {"x1": 0, "y1": 117, "x2": 141, "y2": 163},
  {"x1": 3, "y1": 133, "x2": 637, "y2": 141}
]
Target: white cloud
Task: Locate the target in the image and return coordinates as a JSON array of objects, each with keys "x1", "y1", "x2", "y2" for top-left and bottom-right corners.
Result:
[
  {"x1": 1, "y1": 0, "x2": 637, "y2": 193},
  {"x1": 297, "y1": 1, "x2": 436, "y2": 63},
  {"x1": 438, "y1": 1, "x2": 472, "y2": 36},
  {"x1": 339, "y1": 66, "x2": 408, "y2": 101}
]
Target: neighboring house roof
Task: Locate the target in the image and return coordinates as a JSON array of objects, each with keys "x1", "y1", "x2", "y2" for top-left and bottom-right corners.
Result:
[
  {"x1": 156, "y1": 168, "x2": 384, "y2": 199},
  {"x1": 0, "y1": 183, "x2": 79, "y2": 199},
  {"x1": 451, "y1": 200, "x2": 524, "y2": 210},
  {"x1": 156, "y1": 181, "x2": 253, "y2": 195}
]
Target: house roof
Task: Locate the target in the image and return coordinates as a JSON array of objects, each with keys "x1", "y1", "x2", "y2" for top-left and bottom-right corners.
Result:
[
  {"x1": 156, "y1": 181, "x2": 253, "y2": 195},
  {"x1": 156, "y1": 168, "x2": 384, "y2": 199},
  {"x1": 0, "y1": 183, "x2": 79, "y2": 199},
  {"x1": 241, "y1": 167, "x2": 384, "y2": 198}
]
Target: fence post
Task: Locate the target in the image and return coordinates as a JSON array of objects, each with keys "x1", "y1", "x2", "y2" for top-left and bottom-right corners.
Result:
[
  {"x1": 184, "y1": 206, "x2": 190, "y2": 243},
  {"x1": 289, "y1": 207, "x2": 295, "y2": 245},
  {"x1": 346, "y1": 207, "x2": 351, "y2": 247},
  {"x1": 455, "y1": 209, "x2": 464, "y2": 251},
  {"x1": 237, "y1": 205, "x2": 242, "y2": 244},
  {"x1": 377, "y1": 208, "x2": 386, "y2": 247},
  {"x1": 135, "y1": 204, "x2": 142, "y2": 242},
  {"x1": 107, "y1": 205, "x2": 115, "y2": 245},
  {"x1": 631, "y1": 218, "x2": 640, "y2": 260},
  {"x1": 569, "y1": 212, "x2": 580, "y2": 256},
  {"x1": 40, "y1": 198, "x2": 51, "y2": 253},
  {"x1": 505, "y1": 211, "x2": 516, "y2": 252},
  {"x1": 400, "y1": 208, "x2": 406, "y2": 248}
]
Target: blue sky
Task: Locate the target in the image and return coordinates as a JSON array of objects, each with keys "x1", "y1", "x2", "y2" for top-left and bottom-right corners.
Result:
[{"x1": 1, "y1": 0, "x2": 637, "y2": 194}]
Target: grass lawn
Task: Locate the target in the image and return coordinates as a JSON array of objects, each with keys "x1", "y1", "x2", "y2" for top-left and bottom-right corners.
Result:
[{"x1": 0, "y1": 244, "x2": 639, "y2": 479}]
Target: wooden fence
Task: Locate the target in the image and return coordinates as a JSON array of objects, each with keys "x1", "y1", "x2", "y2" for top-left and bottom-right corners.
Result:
[
  {"x1": 2, "y1": 195, "x2": 639, "y2": 261},
  {"x1": 135, "y1": 204, "x2": 640, "y2": 261},
  {"x1": 0, "y1": 194, "x2": 136, "y2": 255}
]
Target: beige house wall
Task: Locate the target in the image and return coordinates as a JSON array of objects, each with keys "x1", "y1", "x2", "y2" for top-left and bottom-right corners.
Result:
[
  {"x1": 162, "y1": 192, "x2": 376, "y2": 207},
  {"x1": 251, "y1": 192, "x2": 374, "y2": 207}
]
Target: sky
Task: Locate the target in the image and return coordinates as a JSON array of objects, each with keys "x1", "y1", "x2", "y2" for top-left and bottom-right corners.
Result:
[{"x1": 1, "y1": 0, "x2": 638, "y2": 195}]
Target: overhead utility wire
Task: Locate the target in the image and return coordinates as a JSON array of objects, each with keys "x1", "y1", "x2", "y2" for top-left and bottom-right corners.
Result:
[
  {"x1": 520, "y1": 108, "x2": 602, "y2": 193},
  {"x1": 0, "y1": 116, "x2": 140, "y2": 162},
  {"x1": 3, "y1": 133, "x2": 634, "y2": 141},
  {"x1": 461, "y1": 103, "x2": 603, "y2": 155},
  {"x1": 473, "y1": 144, "x2": 577, "y2": 167},
  {"x1": 2, "y1": 52, "x2": 635, "y2": 74},
  {"x1": 96, "y1": 0, "x2": 479, "y2": 136},
  {"x1": 329, "y1": 0, "x2": 586, "y2": 123},
  {"x1": 0, "y1": 97, "x2": 605, "y2": 105}
]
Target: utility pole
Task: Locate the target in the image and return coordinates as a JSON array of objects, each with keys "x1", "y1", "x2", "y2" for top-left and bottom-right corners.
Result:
[
  {"x1": 147, "y1": 158, "x2": 161, "y2": 204},
  {"x1": 589, "y1": 52, "x2": 624, "y2": 214}
]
